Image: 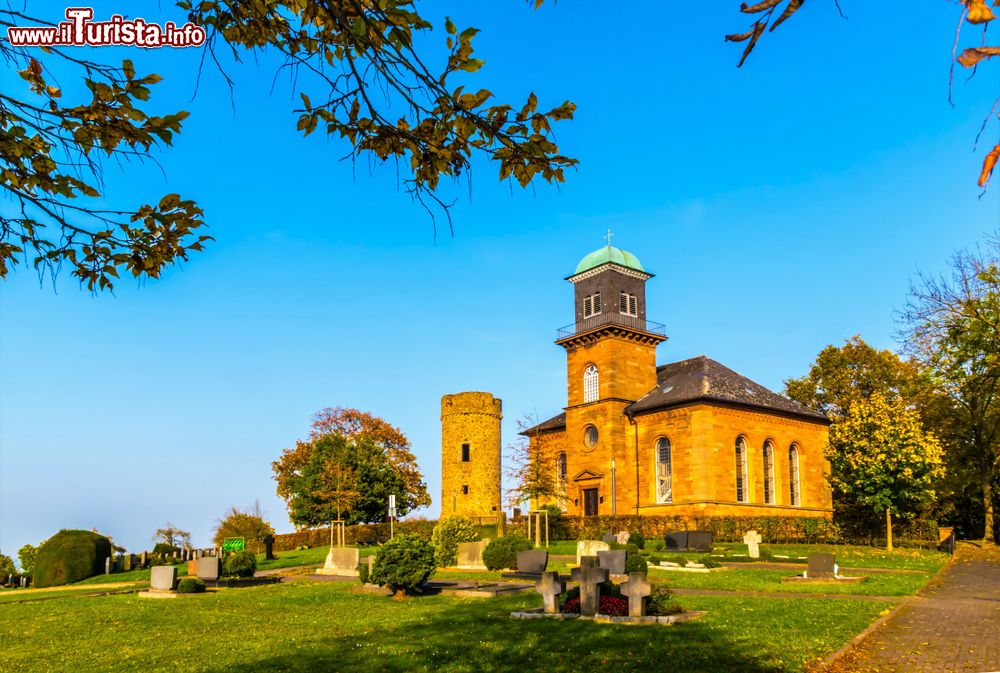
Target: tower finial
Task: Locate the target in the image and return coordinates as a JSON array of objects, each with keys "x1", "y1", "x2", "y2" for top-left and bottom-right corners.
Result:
[{"x1": 605, "y1": 228, "x2": 614, "y2": 246}]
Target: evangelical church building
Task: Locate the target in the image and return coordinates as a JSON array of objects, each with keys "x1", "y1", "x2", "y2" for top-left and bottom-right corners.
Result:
[{"x1": 524, "y1": 243, "x2": 833, "y2": 519}]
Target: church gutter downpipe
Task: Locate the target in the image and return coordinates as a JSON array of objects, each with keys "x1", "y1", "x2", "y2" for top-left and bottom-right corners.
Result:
[{"x1": 626, "y1": 409, "x2": 639, "y2": 516}]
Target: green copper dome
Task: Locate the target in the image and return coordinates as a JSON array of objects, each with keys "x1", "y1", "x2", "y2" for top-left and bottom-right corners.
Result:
[{"x1": 573, "y1": 245, "x2": 646, "y2": 275}]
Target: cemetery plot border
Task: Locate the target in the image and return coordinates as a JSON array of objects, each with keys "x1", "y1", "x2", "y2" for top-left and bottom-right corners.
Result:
[{"x1": 510, "y1": 606, "x2": 707, "y2": 625}]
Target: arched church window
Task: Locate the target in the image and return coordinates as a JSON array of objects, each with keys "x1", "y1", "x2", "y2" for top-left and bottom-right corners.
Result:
[
  {"x1": 583, "y1": 364, "x2": 599, "y2": 403},
  {"x1": 789, "y1": 444, "x2": 801, "y2": 506},
  {"x1": 655, "y1": 437, "x2": 672, "y2": 503},
  {"x1": 762, "y1": 441, "x2": 775, "y2": 505},
  {"x1": 735, "y1": 436, "x2": 749, "y2": 503}
]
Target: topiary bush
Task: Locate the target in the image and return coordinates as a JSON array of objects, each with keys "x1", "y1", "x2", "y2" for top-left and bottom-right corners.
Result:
[
  {"x1": 33, "y1": 530, "x2": 112, "y2": 588},
  {"x1": 358, "y1": 559, "x2": 370, "y2": 585},
  {"x1": 222, "y1": 550, "x2": 257, "y2": 578},
  {"x1": 481, "y1": 534, "x2": 533, "y2": 571},
  {"x1": 625, "y1": 550, "x2": 648, "y2": 574},
  {"x1": 699, "y1": 555, "x2": 722, "y2": 569},
  {"x1": 647, "y1": 585, "x2": 683, "y2": 616},
  {"x1": 430, "y1": 515, "x2": 478, "y2": 568},
  {"x1": 369, "y1": 534, "x2": 436, "y2": 595},
  {"x1": 628, "y1": 530, "x2": 646, "y2": 549},
  {"x1": 177, "y1": 577, "x2": 206, "y2": 593}
]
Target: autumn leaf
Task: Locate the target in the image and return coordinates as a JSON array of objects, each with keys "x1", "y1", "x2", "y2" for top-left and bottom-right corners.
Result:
[
  {"x1": 979, "y1": 143, "x2": 1000, "y2": 188},
  {"x1": 957, "y1": 46, "x2": 1000, "y2": 67},
  {"x1": 965, "y1": 0, "x2": 997, "y2": 24}
]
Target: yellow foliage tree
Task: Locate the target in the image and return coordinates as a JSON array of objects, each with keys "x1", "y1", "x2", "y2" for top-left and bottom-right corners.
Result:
[{"x1": 828, "y1": 393, "x2": 946, "y2": 550}]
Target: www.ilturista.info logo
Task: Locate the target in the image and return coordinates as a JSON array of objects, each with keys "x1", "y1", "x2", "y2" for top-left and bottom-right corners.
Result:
[{"x1": 6, "y1": 7, "x2": 206, "y2": 48}]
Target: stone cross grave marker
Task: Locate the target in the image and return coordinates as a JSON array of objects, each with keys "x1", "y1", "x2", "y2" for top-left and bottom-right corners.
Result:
[
  {"x1": 620, "y1": 572, "x2": 652, "y2": 617},
  {"x1": 570, "y1": 556, "x2": 609, "y2": 617},
  {"x1": 535, "y1": 571, "x2": 566, "y2": 614},
  {"x1": 743, "y1": 530, "x2": 762, "y2": 559}
]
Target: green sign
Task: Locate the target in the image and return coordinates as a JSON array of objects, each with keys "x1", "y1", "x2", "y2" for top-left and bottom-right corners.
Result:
[{"x1": 222, "y1": 537, "x2": 245, "y2": 552}]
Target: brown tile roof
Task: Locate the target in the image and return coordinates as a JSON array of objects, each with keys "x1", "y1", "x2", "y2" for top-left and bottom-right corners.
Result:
[
  {"x1": 626, "y1": 355, "x2": 828, "y2": 422},
  {"x1": 520, "y1": 411, "x2": 566, "y2": 435}
]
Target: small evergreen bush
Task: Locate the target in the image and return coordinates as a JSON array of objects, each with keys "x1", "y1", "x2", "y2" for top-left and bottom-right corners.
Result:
[
  {"x1": 758, "y1": 546, "x2": 775, "y2": 562},
  {"x1": 647, "y1": 585, "x2": 683, "y2": 616},
  {"x1": 699, "y1": 555, "x2": 722, "y2": 569},
  {"x1": 481, "y1": 535, "x2": 533, "y2": 571},
  {"x1": 369, "y1": 534, "x2": 436, "y2": 594},
  {"x1": 625, "y1": 551, "x2": 648, "y2": 574},
  {"x1": 222, "y1": 550, "x2": 257, "y2": 578},
  {"x1": 430, "y1": 516, "x2": 478, "y2": 568},
  {"x1": 33, "y1": 530, "x2": 112, "y2": 588},
  {"x1": 177, "y1": 577, "x2": 206, "y2": 593},
  {"x1": 628, "y1": 530, "x2": 646, "y2": 549},
  {"x1": 358, "y1": 560, "x2": 370, "y2": 584}
]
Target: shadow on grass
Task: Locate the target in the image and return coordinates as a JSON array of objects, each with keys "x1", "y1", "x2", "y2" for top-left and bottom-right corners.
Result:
[{"x1": 201, "y1": 596, "x2": 785, "y2": 673}]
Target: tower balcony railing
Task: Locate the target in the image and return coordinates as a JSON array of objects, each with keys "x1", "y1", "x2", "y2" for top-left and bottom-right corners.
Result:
[{"x1": 556, "y1": 313, "x2": 666, "y2": 340}]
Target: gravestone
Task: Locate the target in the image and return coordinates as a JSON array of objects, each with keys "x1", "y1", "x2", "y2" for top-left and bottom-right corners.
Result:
[
  {"x1": 575, "y1": 540, "x2": 611, "y2": 565},
  {"x1": 516, "y1": 550, "x2": 548, "y2": 574},
  {"x1": 687, "y1": 531, "x2": 713, "y2": 552},
  {"x1": 124, "y1": 554, "x2": 134, "y2": 571},
  {"x1": 620, "y1": 572, "x2": 652, "y2": 617},
  {"x1": 263, "y1": 535, "x2": 276, "y2": 561},
  {"x1": 806, "y1": 553, "x2": 836, "y2": 579},
  {"x1": 140, "y1": 551, "x2": 148, "y2": 568},
  {"x1": 743, "y1": 530, "x2": 762, "y2": 559},
  {"x1": 20, "y1": 576, "x2": 27, "y2": 588},
  {"x1": 361, "y1": 555, "x2": 374, "y2": 581},
  {"x1": 197, "y1": 556, "x2": 221, "y2": 581},
  {"x1": 150, "y1": 566, "x2": 177, "y2": 592},
  {"x1": 318, "y1": 547, "x2": 360, "y2": 576},
  {"x1": 570, "y1": 556, "x2": 609, "y2": 617},
  {"x1": 615, "y1": 531, "x2": 630, "y2": 545},
  {"x1": 601, "y1": 532, "x2": 616, "y2": 545},
  {"x1": 187, "y1": 559, "x2": 199, "y2": 577},
  {"x1": 597, "y1": 549, "x2": 626, "y2": 575},
  {"x1": 665, "y1": 531, "x2": 687, "y2": 551},
  {"x1": 456, "y1": 540, "x2": 489, "y2": 569},
  {"x1": 104, "y1": 557, "x2": 111, "y2": 574},
  {"x1": 535, "y1": 571, "x2": 566, "y2": 614}
]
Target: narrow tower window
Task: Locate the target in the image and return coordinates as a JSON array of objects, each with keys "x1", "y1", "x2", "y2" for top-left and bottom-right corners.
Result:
[
  {"x1": 789, "y1": 444, "x2": 801, "y2": 506},
  {"x1": 461, "y1": 443, "x2": 470, "y2": 462},
  {"x1": 583, "y1": 292, "x2": 602, "y2": 318},
  {"x1": 462, "y1": 485, "x2": 469, "y2": 495},
  {"x1": 763, "y1": 441, "x2": 775, "y2": 505},
  {"x1": 655, "y1": 437, "x2": 672, "y2": 503},
  {"x1": 556, "y1": 452, "x2": 567, "y2": 493},
  {"x1": 735, "y1": 436, "x2": 749, "y2": 503},
  {"x1": 583, "y1": 364, "x2": 599, "y2": 403},
  {"x1": 619, "y1": 292, "x2": 637, "y2": 317}
]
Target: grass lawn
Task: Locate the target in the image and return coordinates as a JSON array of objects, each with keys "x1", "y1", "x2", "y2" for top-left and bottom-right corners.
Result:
[
  {"x1": 708, "y1": 544, "x2": 948, "y2": 572},
  {"x1": 72, "y1": 566, "x2": 189, "y2": 585},
  {"x1": 650, "y1": 567, "x2": 931, "y2": 596},
  {"x1": 0, "y1": 583, "x2": 145, "y2": 604},
  {"x1": 0, "y1": 580, "x2": 892, "y2": 673}
]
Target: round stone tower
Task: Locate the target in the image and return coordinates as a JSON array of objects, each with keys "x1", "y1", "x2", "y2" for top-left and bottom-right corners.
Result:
[{"x1": 441, "y1": 392, "x2": 502, "y2": 518}]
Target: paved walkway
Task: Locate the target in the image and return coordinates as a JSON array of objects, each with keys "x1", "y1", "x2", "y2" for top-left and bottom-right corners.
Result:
[{"x1": 832, "y1": 549, "x2": 1000, "y2": 673}]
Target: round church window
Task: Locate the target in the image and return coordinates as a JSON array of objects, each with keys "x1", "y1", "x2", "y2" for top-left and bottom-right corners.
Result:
[{"x1": 582, "y1": 425, "x2": 599, "y2": 451}]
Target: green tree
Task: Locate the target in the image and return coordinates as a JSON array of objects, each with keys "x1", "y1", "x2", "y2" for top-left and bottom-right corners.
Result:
[
  {"x1": 0, "y1": 552, "x2": 15, "y2": 583},
  {"x1": 212, "y1": 500, "x2": 276, "y2": 548},
  {"x1": 273, "y1": 408, "x2": 430, "y2": 527},
  {"x1": 785, "y1": 335, "x2": 928, "y2": 422},
  {"x1": 0, "y1": 3, "x2": 575, "y2": 289},
  {"x1": 903, "y1": 239, "x2": 1000, "y2": 542},
  {"x1": 430, "y1": 515, "x2": 478, "y2": 568},
  {"x1": 828, "y1": 394, "x2": 946, "y2": 550},
  {"x1": 17, "y1": 544, "x2": 37, "y2": 575},
  {"x1": 153, "y1": 523, "x2": 191, "y2": 548}
]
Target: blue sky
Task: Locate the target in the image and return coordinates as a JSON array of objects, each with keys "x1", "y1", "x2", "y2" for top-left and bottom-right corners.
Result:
[{"x1": 1, "y1": 1, "x2": 998, "y2": 560}]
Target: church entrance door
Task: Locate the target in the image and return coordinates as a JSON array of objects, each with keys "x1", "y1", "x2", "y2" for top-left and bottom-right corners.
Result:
[{"x1": 583, "y1": 488, "x2": 599, "y2": 516}]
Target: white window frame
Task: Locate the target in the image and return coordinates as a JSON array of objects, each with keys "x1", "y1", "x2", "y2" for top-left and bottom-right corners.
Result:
[
  {"x1": 619, "y1": 292, "x2": 637, "y2": 317},
  {"x1": 583, "y1": 292, "x2": 602, "y2": 318},
  {"x1": 655, "y1": 437, "x2": 673, "y2": 503},
  {"x1": 735, "y1": 436, "x2": 749, "y2": 503},
  {"x1": 583, "y1": 364, "x2": 599, "y2": 403}
]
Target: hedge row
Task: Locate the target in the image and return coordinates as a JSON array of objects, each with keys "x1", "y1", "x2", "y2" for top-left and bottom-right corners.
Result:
[
  {"x1": 511, "y1": 514, "x2": 939, "y2": 546},
  {"x1": 272, "y1": 521, "x2": 437, "y2": 552},
  {"x1": 274, "y1": 515, "x2": 939, "y2": 551}
]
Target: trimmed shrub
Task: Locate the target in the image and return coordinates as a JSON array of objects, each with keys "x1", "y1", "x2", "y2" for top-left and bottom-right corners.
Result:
[
  {"x1": 481, "y1": 535, "x2": 533, "y2": 571},
  {"x1": 625, "y1": 551, "x2": 648, "y2": 574},
  {"x1": 33, "y1": 530, "x2": 112, "y2": 588},
  {"x1": 430, "y1": 516, "x2": 478, "y2": 568},
  {"x1": 699, "y1": 555, "x2": 722, "y2": 569},
  {"x1": 628, "y1": 530, "x2": 646, "y2": 549},
  {"x1": 222, "y1": 550, "x2": 257, "y2": 578},
  {"x1": 152, "y1": 543, "x2": 180, "y2": 556},
  {"x1": 358, "y1": 560, "x2": 370, "y2": 585},
  {"x1": 757, "y1": 546, "x2": 775, "y2": 562},
  {"x1": 369, "y1": 534, "x2": 436, "y2": 594},
  {"x1": 177, "y1": 577, "x2": 206, "y2": 593}
]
